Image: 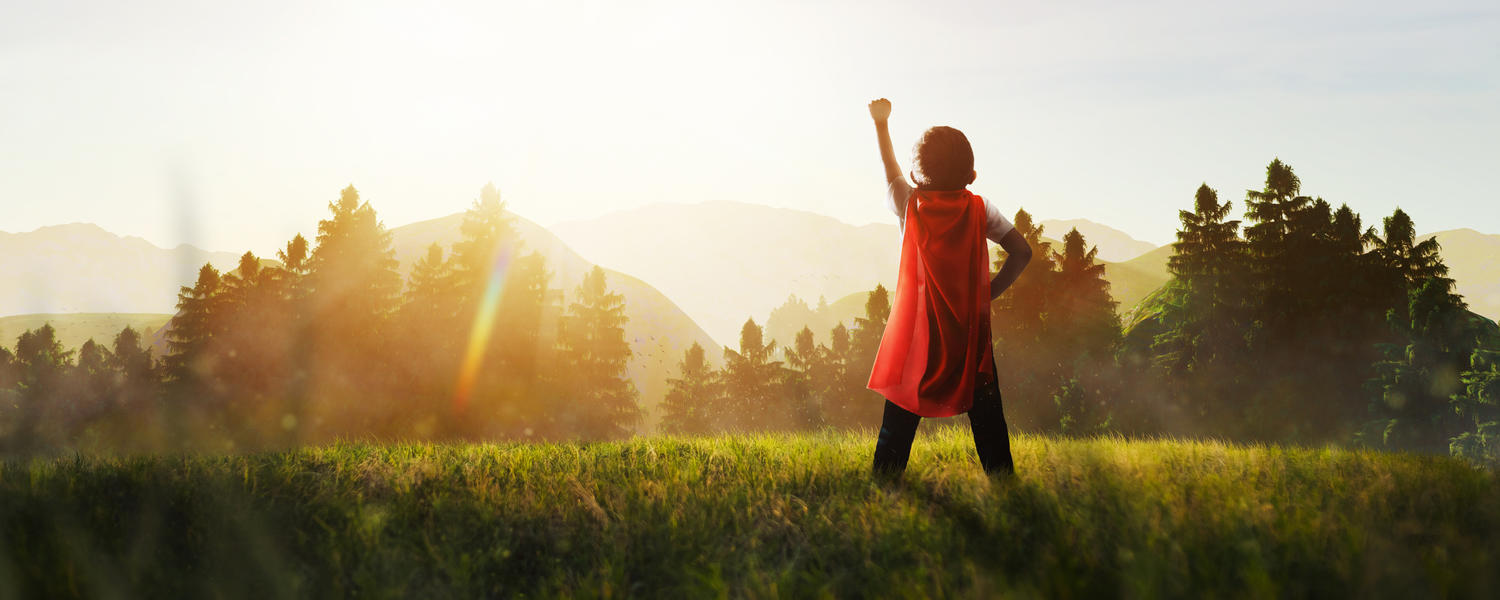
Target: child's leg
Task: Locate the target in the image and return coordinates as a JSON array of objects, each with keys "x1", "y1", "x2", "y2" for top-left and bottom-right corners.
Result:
[
  {"x1": 872, "y1": 399, "x2": 921, "y2": 476},
  {"x1": 968, "y1": 360, "x2": 1016, "y2": 475}
]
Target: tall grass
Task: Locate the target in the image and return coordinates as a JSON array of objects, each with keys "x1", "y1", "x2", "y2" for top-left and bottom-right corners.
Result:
[{"x1": 2, "y1": 428, "x2": 1497, "y2": 598}]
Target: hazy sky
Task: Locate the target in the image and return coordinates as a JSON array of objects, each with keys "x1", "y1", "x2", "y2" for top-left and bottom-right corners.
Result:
[{"x1": 3, "y1": 0, "x2": 1497, "y2": 256}]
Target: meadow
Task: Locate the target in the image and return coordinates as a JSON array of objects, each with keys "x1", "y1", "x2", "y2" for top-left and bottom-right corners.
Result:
[{"x1": 2, "y1": 429, "x2": 1497, "y2": 599}]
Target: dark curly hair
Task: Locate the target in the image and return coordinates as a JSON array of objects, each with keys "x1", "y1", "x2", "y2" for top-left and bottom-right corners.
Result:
[{"x1": 910, "y1": 126, "x2": 974, "y2": 191}]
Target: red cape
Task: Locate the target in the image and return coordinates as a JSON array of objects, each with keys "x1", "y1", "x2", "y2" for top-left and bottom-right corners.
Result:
[{"x1": 867, "y1": 188, "x2": 994, "y2": 417}]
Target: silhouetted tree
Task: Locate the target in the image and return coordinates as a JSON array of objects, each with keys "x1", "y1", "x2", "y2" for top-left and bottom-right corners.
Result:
[
  {"x1": 1047, "y1": 229, "x2": 1121, "y2": 434},
  {"x1": 1148, "y1": 184, "x2": 1249, "y2": 432},
  {"x1": 306, "y1": 185, "x2": 402, "y2": 436},
  {"x1": 1365, "y1": 276, "x2": 1477, "y2": 453},
  {"x1": 554, "y1": 266, "x2": 639, "y2": 439},
  {"x1": 722, "y1": 318, "x2": 783, "y2": 431},
  {"x1": 816, "y1": 322, "x2": 859, "y2": 427},
  {"x1": 781, "y1": 326, "x2": 824, "y2": 429},
  {"x1": 660, "y1": 342, "x2": 719, "y2": 435},
  {"x1": 394, "y1": 243, "x2": 460, "y2": 436},
  {"x1": 163, "y1": 264, "x2": 225, "y2": 429},
  {"x1": 71, "y1": 339, "x2": 116, "y2": 437},
  {"x1": 1450, "y1": 348, "x2": 1500, "y2": 464},
  {"x1": 106, "y1": 326, "x2": 160, "y2": 448},
  {"x1": 7, "y1": 325, "x2": 73, "y2": 452},
  {"x1": 839, "y1": 285, "x2": 890, "y2": 429},
  {"x1": 495, "y1": 252, "x2": 555, "y2": 434},
  {"x1": 990, "y1": 210, "x2": 1061, "y2": 430}
]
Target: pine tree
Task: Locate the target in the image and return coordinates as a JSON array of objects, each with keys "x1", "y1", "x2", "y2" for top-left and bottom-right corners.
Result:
[
  {"x1": 163, "y1": 264, "x2": 224, "y2": 415},
  {"x1": 276, "y1": 234, "x2": 313, "y2": 303},
  {"x1": 1366, "y1": 276, "x2": 1476, "y2": 453},
  {"x1": 305, "y1": 185, "x2": 402, "y2": 437},
  {"x1": 1151, "y1": 184, "x2": 1249, "y2": 430},
  {"x1": 259, "y1": 234, "x2": 314, "y2": 445},
  {"x1": 108, "y1": 326, "x2": 159, "y2": 448},
  {"x1": 217, "y1": 251, "x2": 280, "y2": 437},
  {"x1": 444, "y1": 184, "x2": 531, "y2": 437},
  {"x1": 554, "y1": 266, "x2": 639, "y2": 439},
  {"x1": 450, "y1": 183, "x2": 516, "y2": 294},
  {"x1": 722, "y1": 318, "x2": 782, "y2": 431},
  {"x1": 1367, "y1": 208, "x2": 1446, "y2": 321},
  {"x1": 7, "y1": 324, "x2": 74, "y2": 452},
  {"x1": 492, "y1": 251, "x2": 555, "y2": 436},
  {"x1": 1051, "y1": 228, "x2": 1119, "y2": 352},
  {"x1": 72, "y1": 339, "x2": 116, "y2": 431},
  {"x1": 1243, "y1": 158, "x2": 1315, "y2": 342},
  {"x1": 731, "y1": 319, "x2": 774, "y2": 430},
  {"x1": 818, "y1": 322, "x2": 859, "y2": 427},
  {"x1": 394, "y1": 243, "x2": 460, "y2": 436},
  {"x1": 660, "y1": 342, "x2": 719, "y2": 435},
  {"x1": 0, "y1": 346, "x2": 17, "y2": 396},
  {"x1": 781, "y1": 326, "x2": 823, "y2": 429},
  {"x1": 1046, "y1": 228, "x2": 1121, "y2": 433},
  {"x1": 1238, "y1": 160, "x2": 1364, "y2": 441},
  {"x1": 1450, "y1": 348, "x2": 1500, "y2": 465},
  {"x1": 838, "y1": 285, "x2": 890, "y2": 429},
  {"x1": 0, "y1": 347, "x2": 18, "y2": 442},
  {"x1": 990, "y1": 209, "x2": 1060, "y2": 430}
]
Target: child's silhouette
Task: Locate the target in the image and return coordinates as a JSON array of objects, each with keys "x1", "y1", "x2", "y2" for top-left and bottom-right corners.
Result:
[{"x1": 865, "y1": 98, "x2": 1032, "y2": 479}]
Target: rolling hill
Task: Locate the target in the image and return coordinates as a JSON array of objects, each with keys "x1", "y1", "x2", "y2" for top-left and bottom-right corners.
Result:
[
  {"x1": 0, "y1": 313, "x2": 173, "y2": 352},
  {"x1": 0, "y1": 224, "x2": 240, "y2": 316},
  {"x1": 551, "y1": 201, "x2": 903, "y2": 348},
  {"x1": 1103, "y1": 244, "x2": 1174, "y2": 313}
]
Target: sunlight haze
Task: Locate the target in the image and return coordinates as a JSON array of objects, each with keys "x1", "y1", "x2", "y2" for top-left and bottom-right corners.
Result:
[{"x1": 3, "y1": 0, "x2": 1496, "y2": 255}]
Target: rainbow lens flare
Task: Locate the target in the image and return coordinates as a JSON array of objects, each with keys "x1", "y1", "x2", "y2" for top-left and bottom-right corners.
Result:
[{"x1": 453, "y1": 243, "x2": 515, "y2": 413}]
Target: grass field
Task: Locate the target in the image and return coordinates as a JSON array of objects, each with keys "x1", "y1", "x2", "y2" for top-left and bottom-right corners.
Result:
[{"x1": 2, "y1": 428, "x2": 1497, "y2": 598}]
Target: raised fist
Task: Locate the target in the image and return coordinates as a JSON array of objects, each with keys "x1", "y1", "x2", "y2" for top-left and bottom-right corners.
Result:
[{"x1": 868, "y1": 98, "x2": 891, "y2": 122}]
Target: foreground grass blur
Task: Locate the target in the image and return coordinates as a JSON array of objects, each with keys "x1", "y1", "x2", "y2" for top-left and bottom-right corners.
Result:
[{"x1": 2, "y1": 428, "x2": 1497, "y2": 598}]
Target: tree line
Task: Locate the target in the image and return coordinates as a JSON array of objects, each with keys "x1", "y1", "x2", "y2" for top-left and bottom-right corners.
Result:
[
  {"x1": 2, "y1": 161, "x2": 1496, "y2": 462},
  {"x1": 0, "y1": 184, "x2": 640, "y2": 453},
  {"x1": 659, "y1": 159, "x2": 1498, "y2": 463}
]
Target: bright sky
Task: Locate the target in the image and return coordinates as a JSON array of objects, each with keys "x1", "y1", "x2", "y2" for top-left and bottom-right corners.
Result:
[{"x1": 2, "y1": 0, "x2": 1497, "y2": 256}]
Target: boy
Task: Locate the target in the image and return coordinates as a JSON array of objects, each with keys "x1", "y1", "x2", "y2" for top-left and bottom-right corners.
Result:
[{"x1": 865, "y1": 97, "x2": 1031, "y2": 478}]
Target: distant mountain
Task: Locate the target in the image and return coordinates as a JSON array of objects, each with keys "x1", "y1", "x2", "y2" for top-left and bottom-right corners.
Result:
[
  {"x1": 1420, "y1": 229, "x2": 1500, "y2": 323},
  {"x1": 552, "y1": 202, "x2": 1177, "y2": 346},
  {"x1": 387, "y1": 212, "x2": 723, "y2": 433},
  {"x1": 0, "y1": 224, "x2": 240, "y2": 316},
  {"x1": 762, "y1": 292, "x2": 869, "y2": 349},
  {"x1": 551, "y1": 201, "x2": 903, "y2": 347},
  {"x1": 0, "y1": 313, "x2": 172, "y2": 352},
  {"x1": 1039, "y1": 219, "x2": 1158, "y2": 262}
]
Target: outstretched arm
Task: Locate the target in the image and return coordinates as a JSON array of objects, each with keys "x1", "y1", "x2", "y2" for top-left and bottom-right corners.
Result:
[
  {"x1": 990, "y1": 229, "x2": 1032, "y2": 300},
  {"x1": 868, "y1": 98, "x2": 904, "y2": 184}
]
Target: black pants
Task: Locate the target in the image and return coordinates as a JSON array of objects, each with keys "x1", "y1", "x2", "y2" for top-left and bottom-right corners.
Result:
[{"x1": 872, "y1": 358, "x2": 1015, "y2": 476}]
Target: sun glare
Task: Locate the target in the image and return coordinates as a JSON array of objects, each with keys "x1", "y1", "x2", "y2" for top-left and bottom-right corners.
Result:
[{"x1": 453, "y1": 241, "x2": 517, "y2": 413}]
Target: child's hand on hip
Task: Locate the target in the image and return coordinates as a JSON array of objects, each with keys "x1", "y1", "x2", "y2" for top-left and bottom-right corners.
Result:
[{"x1": 868, "y1": 98, "x2": 891, "y2": 123}]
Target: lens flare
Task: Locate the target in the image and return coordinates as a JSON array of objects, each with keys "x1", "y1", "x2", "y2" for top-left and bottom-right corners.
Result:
[{"x1": 454, "y1": 243, "x2": 515, "y2": 413}]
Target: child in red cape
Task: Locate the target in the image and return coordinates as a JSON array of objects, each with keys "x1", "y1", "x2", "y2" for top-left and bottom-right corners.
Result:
[{"x1": 865, "y1": 98, "x2": 1032, "y2": 478}]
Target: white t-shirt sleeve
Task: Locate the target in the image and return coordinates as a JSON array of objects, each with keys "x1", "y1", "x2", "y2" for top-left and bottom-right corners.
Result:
[
  {"x1": 984, "y1": 198, "x2": 1015, "y2": 243},
  {"x1": 887, "y1": 177, "x2": 914, "y2": 229}
]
